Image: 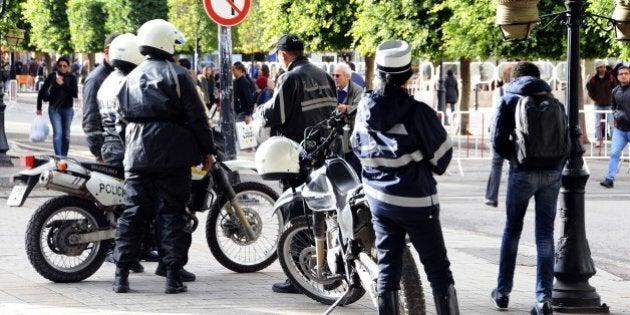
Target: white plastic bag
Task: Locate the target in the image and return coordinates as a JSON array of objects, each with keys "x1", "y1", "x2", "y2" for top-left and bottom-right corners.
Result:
[{"x1": 29, "y1": 116, "x2": 50, "y2": 142}]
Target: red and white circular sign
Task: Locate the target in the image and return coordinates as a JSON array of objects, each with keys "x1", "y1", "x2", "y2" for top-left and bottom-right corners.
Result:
[{"x1": 203, "y1": 0, "x2": 251, "y2": 27}]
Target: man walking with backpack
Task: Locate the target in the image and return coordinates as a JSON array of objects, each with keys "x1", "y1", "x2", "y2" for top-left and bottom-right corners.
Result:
[{"x1": 490, "y1": 62, "x2": 568, "y2": 315}]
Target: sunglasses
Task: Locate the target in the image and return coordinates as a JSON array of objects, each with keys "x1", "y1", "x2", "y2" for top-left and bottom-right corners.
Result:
[{"x1": 333, "y1": 74, "x2": 343, "y2": 78}]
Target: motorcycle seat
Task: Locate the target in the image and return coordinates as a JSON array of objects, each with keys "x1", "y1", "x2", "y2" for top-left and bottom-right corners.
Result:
[{"x1": 80, "y1": 162, "x2": 124, "y2": 179}]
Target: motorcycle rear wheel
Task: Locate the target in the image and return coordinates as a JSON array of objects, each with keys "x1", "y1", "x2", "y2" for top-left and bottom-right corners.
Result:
[
  {"x1": 206, "y1": 182, "x2": 281, "y2": 273},
  {"x1": 277, "y1": 216, "x2": 365, "y2": 305},
  {"x1": 25, "y1": 196, "x2": 110, "y2": 283}
]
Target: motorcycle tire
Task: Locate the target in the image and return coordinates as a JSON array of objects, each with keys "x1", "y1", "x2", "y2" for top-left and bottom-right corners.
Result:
[
  {"x1": 206, "y1": 181, "x2": 281, "y2": 273},
  {"x1": 277, "y1": 216, "x2": 365, "y2": 306},
  {"x1": 396, "y1": 247, "x2": 426, "y2": 315},
  {"x1": 25, "y1": 196, "x2": 110, "y2": 283}
]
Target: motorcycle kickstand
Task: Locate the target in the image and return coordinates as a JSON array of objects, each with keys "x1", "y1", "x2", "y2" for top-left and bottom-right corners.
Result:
[{"x1": 323, "y1": 288, "x2": 353, "y2": 315}]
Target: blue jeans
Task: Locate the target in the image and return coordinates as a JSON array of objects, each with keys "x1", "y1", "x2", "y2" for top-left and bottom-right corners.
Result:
[
  {"x1": 370, "y1": 200, "x2": 454, "y2": 297},
  {"x1": 497, "y1": 168, "x2": 561, "y2": 303},
  {"x1": 594, "y1": 105, "x2": 612, "y2": 142},
  {"x1": 485, "y1": 150, "x2": 505, "y2": 203},
  {"x1": 48, "y1": 106, "x2": 74, "y2": 156},
  {"x1": 605, "y1": 127, "x2": 630, "y2": 181}
]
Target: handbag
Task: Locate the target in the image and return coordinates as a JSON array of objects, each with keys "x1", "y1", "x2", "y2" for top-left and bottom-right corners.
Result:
[{"x1": 42, "y1": 77, "x2": 53, "y2": 102}]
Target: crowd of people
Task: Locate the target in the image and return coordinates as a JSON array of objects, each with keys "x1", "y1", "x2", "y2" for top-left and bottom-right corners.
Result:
[{"x1": 26, "y1": 15, "x2": 630, "y2": 314}]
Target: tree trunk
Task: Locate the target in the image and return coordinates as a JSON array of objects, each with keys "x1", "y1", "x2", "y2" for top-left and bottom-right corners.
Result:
[
  {"x1": 364, "y1": 53, "x2": 375, "y2": 91},
  {"x1": 577, "y1": 63, "x2": 590, "y2": 144},
  {"x1": 459, "y1": 57, "x2": 472, "y2": 135}
]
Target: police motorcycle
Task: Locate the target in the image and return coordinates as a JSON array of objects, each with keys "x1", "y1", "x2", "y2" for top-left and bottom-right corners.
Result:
[
  {"x1": 7, "y1": 147, "x2": 282, "y2": 283},
  {"x1": 254, "y1": 113, "x2": 425, "y2": 314}
]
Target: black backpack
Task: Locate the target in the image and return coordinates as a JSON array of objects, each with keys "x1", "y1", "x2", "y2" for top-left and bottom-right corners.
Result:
[{"x1": 514, "y1": 92, "x2": 569, "y2": 168}]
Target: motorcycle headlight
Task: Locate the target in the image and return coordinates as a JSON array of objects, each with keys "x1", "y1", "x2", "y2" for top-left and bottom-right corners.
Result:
[{"x1": 303, "y1": 167, "x2": 336, "y2": 211}]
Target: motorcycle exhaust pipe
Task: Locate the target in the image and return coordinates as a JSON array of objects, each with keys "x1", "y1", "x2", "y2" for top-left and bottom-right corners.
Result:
[
  {"x1": 40, "y1": 170, "x2": 90, "y2": 197},
  {"x1": 358, "y1": 252, "x2": 380, "y2": 279}
]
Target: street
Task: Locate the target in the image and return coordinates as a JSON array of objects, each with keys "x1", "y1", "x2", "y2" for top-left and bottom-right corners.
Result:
[{"x1": 0, "y1": 91, "x2": 629, "y2": 314}]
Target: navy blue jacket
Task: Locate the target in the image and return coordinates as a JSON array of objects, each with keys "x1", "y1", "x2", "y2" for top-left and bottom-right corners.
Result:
[{"x1": 351, "y1": 85, "x2": 452, "y2": 209}]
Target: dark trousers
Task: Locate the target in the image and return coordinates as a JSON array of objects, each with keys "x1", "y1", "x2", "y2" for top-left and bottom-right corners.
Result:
[
  {"x1": 114, "y1": 168, "x2": 192, "y2": 270},
  {"x1": 371, "y1": 202, "x2": 454, "y2": 296}
]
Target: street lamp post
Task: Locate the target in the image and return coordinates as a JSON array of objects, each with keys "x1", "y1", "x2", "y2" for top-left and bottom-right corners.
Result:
[{"x1": 495, "y1": 0, "x2": 630, "y2": 313}]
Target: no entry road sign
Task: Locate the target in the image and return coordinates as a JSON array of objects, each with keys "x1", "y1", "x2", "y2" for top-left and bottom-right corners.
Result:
[{"x1": 203, "y1": 0, "x2": 251, "y2": 27}]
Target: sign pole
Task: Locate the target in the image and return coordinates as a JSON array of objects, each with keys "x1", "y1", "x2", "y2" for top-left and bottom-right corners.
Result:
[{"x1": 218, "y1": 26, "x2": 239, "y2": 183}]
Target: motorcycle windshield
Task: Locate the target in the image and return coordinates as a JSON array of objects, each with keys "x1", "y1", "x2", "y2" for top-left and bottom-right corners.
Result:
[{"x1": 302, "y1": 166, "x2": 336, "y2": 212}]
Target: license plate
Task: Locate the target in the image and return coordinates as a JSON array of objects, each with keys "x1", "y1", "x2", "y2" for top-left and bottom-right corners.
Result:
[{"x1": 6, "y1": 185, "x2": 28, "y2": 207}]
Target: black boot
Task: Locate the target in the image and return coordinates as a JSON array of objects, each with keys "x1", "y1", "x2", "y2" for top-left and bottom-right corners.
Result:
[
  {"x1": 434, "y1": 284, "x2": 460, "y2": 315},
  {"x1": 113, "y1": 267, "x2": 130, "y2": 293},
  {"x1": 165, "y1": 269, "x2": 187, "y2": 294},
  {"x1": 155, "y1": 262, "x2": 196, "y2": 282},
  {"x1": 377, "y1": 291, "x2": 400, "y2": 315}
]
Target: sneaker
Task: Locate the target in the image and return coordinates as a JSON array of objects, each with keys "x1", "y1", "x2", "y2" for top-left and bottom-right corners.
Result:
[
  {"x1": 491, "y1": 289, "x2": 509, "y2": 310},
  {"x1": 271, "y1": 279, "x2": 300, "y2": 294},
  {"x1": 484, "y1": 199, "x2": 498, "y2": 208},
  {"x1": 600, "y1": 178, "x2": 614, "y2": 188},
  {"x1": 530, "y1": 301, "x2": 553, "y2": 315}
]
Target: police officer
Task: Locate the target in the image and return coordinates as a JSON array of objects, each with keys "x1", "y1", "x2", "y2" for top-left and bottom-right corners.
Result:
[
  {"x1": 112, "y1": 19, "x2": 216, "y2": 294},
  {"x1": 350, "y1": 40, "x2": 460, "y2": 315},
  {"x1": 255, "y1": 34, "x2": 337, "y2": 294}
]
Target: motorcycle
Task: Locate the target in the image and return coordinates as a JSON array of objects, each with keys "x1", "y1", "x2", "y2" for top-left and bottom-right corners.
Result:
[
  {"x1": 255, "y1": 113, "x2": 426, "y2": 314},
  {"x1": 7, "y1": 152, "x2": 282, "y2": 283}
]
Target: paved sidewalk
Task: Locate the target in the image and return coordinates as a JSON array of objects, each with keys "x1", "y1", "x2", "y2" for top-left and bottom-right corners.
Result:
[{"x1": 0, "y1": 93, "x2": 629, "y2": 314}]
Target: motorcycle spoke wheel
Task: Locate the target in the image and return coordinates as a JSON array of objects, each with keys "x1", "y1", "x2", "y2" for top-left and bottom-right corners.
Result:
[
  {"x1": 206, "y1": 182, "x2": 281, "y2": 273},
  {"x1": 25, "y1": 196, "x2": 109, "y2": 283},
  {"x1": 278, "y1": 216, "x2": 365, "y2": 305}
]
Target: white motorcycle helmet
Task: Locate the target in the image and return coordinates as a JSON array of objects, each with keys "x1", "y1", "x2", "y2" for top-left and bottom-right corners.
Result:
[
  {"x1": 255, "y1": 136, "x2": 301, "y2": 180},
  {"x1": 109, "y1": 33, "x2": 144, "y2": 66},
  {"x1": 137, "y1": 19, "x2": 186, "y2": 55}
]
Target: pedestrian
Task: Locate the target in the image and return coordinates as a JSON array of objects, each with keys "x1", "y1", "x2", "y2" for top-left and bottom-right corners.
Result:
[
  {"x1": 445, "y1": 69, "x2": 459, "y2": 122},
  {"x1": 254, "y1": 76, "x2": 272, "y2": 106},
  {"x1": 83, "y1": 34, "x2": 118, "y2": 164},
  {"x1": 232, "y1": 61, "x2": 255, "y2": 123},
  {"x1": 346, "y1": 61, "x2": 366, "y2": 89},
  {"x1": 350, "y1": 39, "x2": 459, "y2": 315},
  {"x1": 600, "y1": 65, "x2": 630, "y2": 189},
  {"x1": 255, "y1": 34, "x2": 336, "y2": 294},
  {"x1": 36, "y1": 56, "x2": 78, "y2": 157},
  {"x1": 587, "y1": 61, "x2": 616, "y2": 147},
  {"x1": 198, "y1": 66, "x2": 216, "y2": 110},
  {"x1": 484, "y1": 65, "x2": 513, "y2": 208},
  {"x1": 491, "y1": 61, "x2": 566, "y2": 315},
  {"x1": 112, "y1": 19, "x2": 216, "y2": 294},
  {"x1": 332, "y1": 62, "x2": 363, "y2": 176}
]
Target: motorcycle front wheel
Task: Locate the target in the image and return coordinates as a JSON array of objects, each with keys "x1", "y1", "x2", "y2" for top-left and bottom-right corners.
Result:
[
  {"x1": 206, "y1": 182, "x2": 281, "y2": 273},
  {"x1": 25, "y1": 196, "x2": 110, "y2": 283},
  {"x1": 277, "y1": 216, "x2": 365, "y2": 305}
]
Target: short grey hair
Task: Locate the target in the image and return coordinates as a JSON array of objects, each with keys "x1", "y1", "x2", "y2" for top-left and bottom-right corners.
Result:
[{"x1": 335, "y1": 63, "x2": 352, "y2": 77}]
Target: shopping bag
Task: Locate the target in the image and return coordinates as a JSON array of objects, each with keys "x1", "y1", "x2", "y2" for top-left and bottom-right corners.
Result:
[
  {"x1": 235, "y1": 121, "x2": 258, "y2": 150},
  {"x1": 29, "y1": 116, "x2": 50, "y2": 142}
]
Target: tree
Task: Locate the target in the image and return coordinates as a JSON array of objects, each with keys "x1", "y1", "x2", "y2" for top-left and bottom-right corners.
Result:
[
  {"x1": 105, "y1": 0, "x2": 168, "y2": 34},
  {"x1": 67, "y1": 0, "x2": 107, "y2": 53},
  {"x1": 22, "y1": 0, "x2": 73, "y2": 54},
  {"x1": 168, "y1": 0, "x2": 218, "y2": 56}
]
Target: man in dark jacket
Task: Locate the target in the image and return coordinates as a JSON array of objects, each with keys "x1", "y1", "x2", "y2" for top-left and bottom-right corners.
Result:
[
  {"x1": 82, "y1": 34, "x2": 118, "y2": 163},
  {"x1": 112, "y1": 19, "x2": 216, "y2": 294},
  {"x1": 232, "y1": 61, "x2": 255, "y2": 122},
  {"x1": 587, "y1": 61, "x2": 616, "y2": 145},
  {"x1": 255, "y1": 34, "x2": 336, "y2": 294},
  {"x1": 601, "y1": 65, "x2": 630, "y2": 188},
  {"x1": 491, "y1": 62, "x2": 564, "y2": 315}
]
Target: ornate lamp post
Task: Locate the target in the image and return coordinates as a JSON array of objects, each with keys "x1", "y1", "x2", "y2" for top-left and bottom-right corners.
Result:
[
  {"x1": 495, "y1": 0, "x2": 630, "y2": 313},
  {"x1": 0, "y1": 0, "x2": 14, "y2": 167}
]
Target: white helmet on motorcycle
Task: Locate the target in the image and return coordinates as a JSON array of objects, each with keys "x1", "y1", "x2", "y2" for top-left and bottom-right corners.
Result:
[
  {"x1": 109, "y1": 33, "x2": 144, "y2": 66},
  {"x1": 137, "y1": 19, "x2": 186, "y2": 55},
  {"x1": 255, "y1": 136, "x2": 301, "y2": 180}
]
